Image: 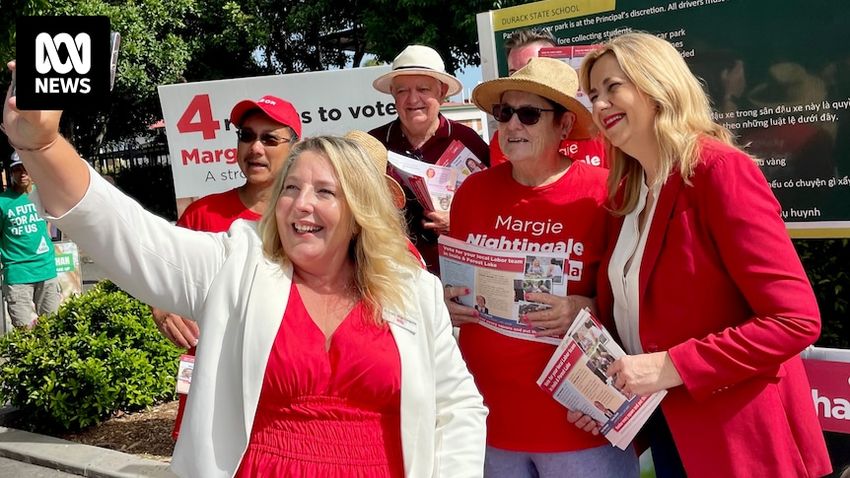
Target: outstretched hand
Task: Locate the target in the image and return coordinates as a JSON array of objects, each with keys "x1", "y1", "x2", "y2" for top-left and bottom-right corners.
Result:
[{"x1": 3, "y1": 61, "x2": 63, "y2": 150}]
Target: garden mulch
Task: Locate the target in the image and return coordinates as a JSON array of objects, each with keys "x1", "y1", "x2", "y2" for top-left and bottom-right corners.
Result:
[{"x1": 60, "y1": 400, "x2": 177, "y2": 462}]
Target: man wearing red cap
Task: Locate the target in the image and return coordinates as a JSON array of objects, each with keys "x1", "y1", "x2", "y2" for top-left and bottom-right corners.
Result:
[
  {"x1": 152, "y1": 95, "x2": 301, "y2": 439},
  {"x1": 175, "y1": 95, "x2": 302, "y2": 233}
]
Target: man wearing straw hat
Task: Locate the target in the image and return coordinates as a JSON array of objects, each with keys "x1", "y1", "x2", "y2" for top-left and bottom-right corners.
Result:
[
  {"x1": 370, "y1": 44, "x2": 489, "y2": 274},
  {"x1": 445, "y1": 57, "x2": 638, "y2": 477}
]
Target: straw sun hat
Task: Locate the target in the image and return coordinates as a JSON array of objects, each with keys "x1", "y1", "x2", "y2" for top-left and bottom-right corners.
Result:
[
  {"x1": 471, "y1": 57, "x2": 594, "y2": 140},
  {"x1": 372, "y1": 45, "x2": 463, "y2": 97},
  {"x1": 345, "y1": 131, "x2": 406, "y2": 209}
]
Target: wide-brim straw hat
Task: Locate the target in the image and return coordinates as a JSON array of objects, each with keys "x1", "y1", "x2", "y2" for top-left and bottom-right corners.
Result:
[
  {"x1": 373, "y1": 45, "x2": 463, "y2": 97},
  {"x1": 345, "y1": 131, "x2": 406, "y2": 209},
  {"x1": 472, "y1": 57, "x2": 594, "y2": 140}
]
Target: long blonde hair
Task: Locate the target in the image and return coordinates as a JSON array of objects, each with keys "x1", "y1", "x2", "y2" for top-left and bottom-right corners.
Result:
[
  {"x1": 579, "y1": 32, "x2": 735, "y2": 215},
  {"x1": 258, "y1": 136, "x2": 420, "y2": 323}
]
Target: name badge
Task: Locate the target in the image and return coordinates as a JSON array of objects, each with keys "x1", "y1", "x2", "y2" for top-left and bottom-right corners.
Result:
[
  {"x1": 176, "y1": 354, "x2": 195, "y2": 395},
  {"x1": 386, "y1": 311, "x2": 417, "y2": 335}
]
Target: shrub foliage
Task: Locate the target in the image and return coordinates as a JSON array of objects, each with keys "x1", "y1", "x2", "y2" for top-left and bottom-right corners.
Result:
[
  {"x1": 796, "y1": 239, "x2": 850, "y2": 350},
  {"x1": 0, "y1": 281, "x2": 182, "y2": 432}
]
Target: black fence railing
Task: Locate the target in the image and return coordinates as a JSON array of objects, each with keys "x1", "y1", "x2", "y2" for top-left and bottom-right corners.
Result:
[
  {"x1": 89, "y1": 143, "x2": 171, "y2": 175},
  {"x1": 88, "y1": 143, "x2": 178, "y2": 220}
]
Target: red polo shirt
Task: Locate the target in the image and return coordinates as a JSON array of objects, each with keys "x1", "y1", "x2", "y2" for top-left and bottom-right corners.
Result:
[{"x1": 369, "y1": 114, "x2": 489, "y2": 273}]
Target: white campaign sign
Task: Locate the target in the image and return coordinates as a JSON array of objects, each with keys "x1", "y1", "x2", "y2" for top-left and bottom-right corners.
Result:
[{"x1": 157, "y1": 66, "x2": 394, "y2": 199}]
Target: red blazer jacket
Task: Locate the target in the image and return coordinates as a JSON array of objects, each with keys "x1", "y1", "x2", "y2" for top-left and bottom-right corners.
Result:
[{"x1": 597, "y1": 138, "x2": 831, "y2": 478}]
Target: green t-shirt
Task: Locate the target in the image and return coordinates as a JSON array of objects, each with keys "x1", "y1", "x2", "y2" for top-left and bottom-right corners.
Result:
[{"x1": 0, "y1": 188, "x2": 57, "y2": 284}]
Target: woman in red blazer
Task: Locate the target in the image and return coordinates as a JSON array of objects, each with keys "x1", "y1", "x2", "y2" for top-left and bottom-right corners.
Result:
[{"x1": 572, "y1": 33, "x2": 831, "y2": 478}]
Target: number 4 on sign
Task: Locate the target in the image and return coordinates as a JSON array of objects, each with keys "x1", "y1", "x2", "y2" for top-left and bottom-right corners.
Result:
[{"x1": 176, "y1": 94, "x2": 221, "y2": 140}]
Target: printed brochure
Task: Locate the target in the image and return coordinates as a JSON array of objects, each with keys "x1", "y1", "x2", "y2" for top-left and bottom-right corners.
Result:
[
  {"x1": 435, "y1": 139, "x2": 487, "y2": 188},
  {"x1": 537, "y1": 308, "x2": 665, "y2": 449},
  {"x1": 387, "y1": 151, "x2": 457, "y2": 212},
  {"x1": 438, "y1": 235, "x2": 577, "y2": 345},
  {"x1": 176, "y1": 354, "x2": 195, "y2": 395}
]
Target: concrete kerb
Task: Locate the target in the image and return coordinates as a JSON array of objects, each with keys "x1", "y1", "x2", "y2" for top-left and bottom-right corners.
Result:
[
  {"x1": 0, "y1": 253, "x2": 174, "y2": 477},
  {"x1": 0, "y1": 426, "x2": 176, "y2": 478}
]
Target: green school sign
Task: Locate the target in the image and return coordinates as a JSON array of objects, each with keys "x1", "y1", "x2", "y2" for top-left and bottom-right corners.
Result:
[{"x1": 477, "y1": 0, "x2": 850, "y2": 238}]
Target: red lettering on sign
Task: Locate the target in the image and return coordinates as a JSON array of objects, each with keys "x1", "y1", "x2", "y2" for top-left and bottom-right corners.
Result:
[{"x1": 176, "y1": 94, "x2": 221, "y2": 140}]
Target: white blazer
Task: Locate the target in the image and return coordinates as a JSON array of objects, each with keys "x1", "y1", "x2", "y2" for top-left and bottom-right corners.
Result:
[{"x1": 45, "y1": 168, "x2": 487, "y2": 478}]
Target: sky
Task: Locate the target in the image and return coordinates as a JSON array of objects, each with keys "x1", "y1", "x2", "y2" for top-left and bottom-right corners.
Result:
[
  {"x1": 452, "y1": 64, "x2": 484, "y2": 103},
  {"x1": 357, "y1": 52, "x2": 483, "y2": 104}
]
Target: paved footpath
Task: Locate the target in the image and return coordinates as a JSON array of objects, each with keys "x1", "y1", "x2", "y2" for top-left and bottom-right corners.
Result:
[
  {"x1": 0, "y1": 456, "x2": 80, "y2": 477},
  {"x1": 0, "y1": 252, "x2": 175, "y2": 478},
  {"x1": 0, "y1": 425, "x2": 175, "y2": 478},
  {"x1": 81, "y1": 254, "x2": 110, "y2": 292}
]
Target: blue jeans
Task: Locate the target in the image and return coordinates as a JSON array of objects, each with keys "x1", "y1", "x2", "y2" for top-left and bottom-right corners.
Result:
[{"x1": 484, "y1": 444, "x2": 639, "y2": 478}]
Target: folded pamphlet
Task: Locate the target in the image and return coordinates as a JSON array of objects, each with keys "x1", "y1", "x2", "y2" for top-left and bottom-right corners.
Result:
[{"x1": 537, "y1": 308, "x2": 665, "y2": 449}]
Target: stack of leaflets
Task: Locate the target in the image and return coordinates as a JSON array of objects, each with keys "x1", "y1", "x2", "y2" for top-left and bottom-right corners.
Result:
[
  {"x1": 435, "y1": 140, "x2": 487, "y2": 189},
  {"x1": 386, "y1": 142, "x2": 486, "y2": 212},
  {"x1": 537, "y1": 308, "x2": 665, "y2": 449},
  {"x1": 387, "y1": 151, "x2": 457, "y2": 212}
]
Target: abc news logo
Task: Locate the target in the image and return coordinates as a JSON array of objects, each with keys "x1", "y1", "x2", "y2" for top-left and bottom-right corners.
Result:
[
  {"x1": 35, "y1": 32, "x2": 93, "y2": 94},
  {"x1": 16, "y1": 16, "x2": 112, "y2": 110}
]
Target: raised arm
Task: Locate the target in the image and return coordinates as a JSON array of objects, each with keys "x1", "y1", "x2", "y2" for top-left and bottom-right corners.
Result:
[
  {"x1": 2, "y1": 61, "x2": 229, "y2": 322},
  {"x1": 2, "y1": 61, "x2": 89, "y2": 217}
]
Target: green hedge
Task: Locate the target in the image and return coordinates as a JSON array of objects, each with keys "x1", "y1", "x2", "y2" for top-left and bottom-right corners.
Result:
[
  {"x1": 0, "y1": 281, "x2": 182, "y2": 432},
  {"x1": 795, "y1": 239, "x2": 850, "y2": 350}
]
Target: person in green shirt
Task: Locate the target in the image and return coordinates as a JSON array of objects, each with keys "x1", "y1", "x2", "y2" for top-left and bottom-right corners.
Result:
[{"x1": 0, "y1": 152, "x2": 59, "y2": 328}]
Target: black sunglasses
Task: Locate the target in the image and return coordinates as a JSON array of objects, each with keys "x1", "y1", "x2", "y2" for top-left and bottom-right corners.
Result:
[
  {"x1": 236, "y1": 129, "x2": 293, "y2": 147},
  {"x1": 492, "y1": 104, "x2": 556, "y2": 125}
]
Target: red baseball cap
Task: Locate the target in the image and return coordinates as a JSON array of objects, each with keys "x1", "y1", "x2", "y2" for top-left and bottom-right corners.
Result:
[{"x1": 229, "y1": 95, "x2": 302, "y2": 137}]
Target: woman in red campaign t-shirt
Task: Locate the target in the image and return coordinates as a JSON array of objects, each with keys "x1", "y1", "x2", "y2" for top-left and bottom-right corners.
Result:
[{"x1": 445, "y1": 58, "x2": 639, "y2": 477}]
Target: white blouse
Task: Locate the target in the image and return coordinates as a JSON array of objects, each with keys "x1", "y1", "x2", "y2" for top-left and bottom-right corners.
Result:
[{"x1": 607, "y1": 175, "x2": 661, "y2": 355}]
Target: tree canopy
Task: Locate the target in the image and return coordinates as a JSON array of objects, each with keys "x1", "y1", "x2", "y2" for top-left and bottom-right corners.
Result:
[
  {"x1": 2, "y1": 0, "x2": 194, "y2": 157},
  {"x1": 1, "y1": 0, "x2": 527, "y2": 154}
]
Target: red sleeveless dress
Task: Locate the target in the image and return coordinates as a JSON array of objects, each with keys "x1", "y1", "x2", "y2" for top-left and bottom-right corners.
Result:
[{"x1": 235, "y1": 286, "x2": 404, "y2": 477}]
